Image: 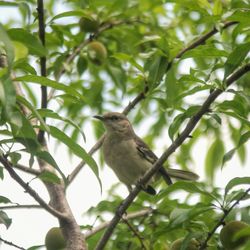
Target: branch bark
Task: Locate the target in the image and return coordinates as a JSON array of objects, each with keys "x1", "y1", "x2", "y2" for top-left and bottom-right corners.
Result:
[
  {"x1": 0, "y1": 204, "x2": 41, "y2": 210},
  {"x1": 95, "y1": 64, "x2": 250, "y2": 249},
  {"x1": 13, "y1": 163, "x2": 41, "y2": 175},
  {"x1": 0, "y1": 155, "x2": 67, "y2": 219},
  {"x1": 84, "y1": 208, "x2": 154, "y2": 239},
  {"x1": 37, "y1": 0, "x2": 47, "y2": 144}
]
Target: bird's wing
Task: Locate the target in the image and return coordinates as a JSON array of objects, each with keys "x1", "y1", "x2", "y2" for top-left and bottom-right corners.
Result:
[
  {"x1": 134, "y1": 135, "x2": 158, "y2": 164},
  {"x1": 134, "y1": 135, "x2": 172, "y2": 185}
]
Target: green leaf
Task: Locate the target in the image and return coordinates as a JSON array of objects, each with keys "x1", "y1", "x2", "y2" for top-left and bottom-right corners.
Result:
[
  {"x1": 77, "y1": 56, "x2": 88, "y2": 76},
  {"x1": 0, "y1": 210, "x2": 12, "y2": 229},
  {"x1": 14, "y1": 75, "x2": 86, "y2": 102},
  {"x1": 50, "y1": 10, "x2": 86, "y2": 22},
  {"x1": 224, "y1": 42, "x2": 250, "y2": 80},
  {"x1": 0, "y1": 23, "x2": 14, "y2": 68},
  {"x1": 49, "y1": 126, "x2": 102, "y2": 192},
  {"x1": 38, "y1": 171, "x2": 61, "y2": 184},
  {"x1": 0, "y1": 195, "x2": 11, "y2": 203},
  {"x1": 169, "y1": 205, "x2": 212, "y2": 228},
  {"x1": 13, "y1": 59, "x2": 37, "y2": 75},
  {"x1": 9, "y1": 152, "x2": 21, "y2": 165},
  {"x1": 238, "y1": 131, "x2": 250, "y2": 147},
  {"x1": 0, "y1": 166, "x2": 3, "y2": 180},
  {"x1": 37, "y1": 109, "x2": 86, "y2": 142},
  {"x1": 213, "y1": 0, "x2": 222, "y2": 16},
  {"x1": 168, "y1": 113, "x2": 187, "y2": 141},
  {"x1": 218, "y1": 99, "x2": 247, "y2": 116},
  {"x1": 12, "y1": 113, "x2": 40, "y2": 154},
  {"x1": 225, "y1": 177, "x2": 250, "y2": 195},
  {"x1": 205, "y1": 138, "x2": 224, "y2": 181},
  {"x1": 161, "y1": 181, "x2": 216, "y2": 200},
  {"x1": 7, "y1": 28, "x2": 47, "y2": 57},
  {"x1": 0, "y1": 1, "x2": 18, "y2": 6},
  {"x1": 36, "y1": 150, "x2": 66, "y2": 183},
  {"x1": 144, "y1": 54, "x2": 168, "y2": 88},
  {"x1": 222, "y1": 148, "x2": 236, "y2": 166},
  {"x1": 220, "y1": 111, "x2": 250, "y2": 128},
  {"x1": 16, "y1": 96, "x2": 50, "y2": 133},
  {"x1": 27, "y1": 245, "x2": 44, "y2": 250},
  {"x1": 168, "y1": 106, "x2": 200, "y2": 141},
  {"x1": 112, "y1": 53, "x2": 144, "y2": 72},
  {"x1": 228, "y1": 9, "x2": 250, "y2": 24},
  {"x1": 181, "y1": 45, "x2": 228, "y2": 59}
]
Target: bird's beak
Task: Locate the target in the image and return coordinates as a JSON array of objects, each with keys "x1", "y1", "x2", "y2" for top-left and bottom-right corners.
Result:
[{"x1": 93, "y1": 115, "x2": 104, "y2": 121}]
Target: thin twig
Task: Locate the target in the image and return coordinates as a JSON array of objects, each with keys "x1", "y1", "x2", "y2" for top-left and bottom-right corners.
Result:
[
  {"x1": 13, "y1": 163, "x2": 41, "y2": 175},
  {"x1": 37, "y1": 0, "x2": 47, "y2": 144},
  {"x1": 0, "y1": 155, "x2": 68, "y2": 220},
  {"x1": 0, "y1": 236, "x2": 25, "y2": 250},
  {"x1": 176, "y1": 21, "x2": 238, "y2": 58},
  {"x1": 67, "y1": 21, "x2": 238, "y2": 186},
  {"x1": 0, "y1": 204, "x2": 41, "y2": 210},
  {"x1": 199, "y1": 187, "x2": 250, "y2": 249},
  {"x1": 95, "y1": 64, "x2": 250, "y2": 250},
  {"x1": 122, "y1": 218, "x2": 147, "y2": 249},
  {"x1": 84, "y1": 208, "x2": 153, "y2": 239}
]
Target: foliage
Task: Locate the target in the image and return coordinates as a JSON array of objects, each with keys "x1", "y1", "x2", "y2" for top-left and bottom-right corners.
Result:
[{"x1": 0, "y1": 0, "x2": 250, "y2": 249}]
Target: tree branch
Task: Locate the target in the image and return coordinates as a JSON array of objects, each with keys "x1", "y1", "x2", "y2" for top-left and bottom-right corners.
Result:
[
  {"x1": 67, "y1": 21, "x2": 238, "y2": 186},
  {"x1": 95, "y1": 64, "x2": 250, "y2": 249},
  {"x1": 0, "y1": 155, "x2": 67, "y2": 220},
  {"x1": 199, "y1": 186, "x2": 250, "y2": 249},
  {"x1": 13, "y1": 162, "x2": 41, "y2": 175},
  {"x1": 0, "y1": 204, "x2": 41, "y2": 210},
  {"x1": 122, "y1": 218, "x2": 147, "y2": 249},
  {"x1": 37, "y1": 0, "x2": 47, "y2": 144},
  {"x1": 84, "y1": 208, "x2": 153, "y2": 239},
  {"x1": 176, "y1": 21, "x2": 238, "y2": 58},
  {"x1": 0, "y1": 236, "x2": 25, "y2": 250}
]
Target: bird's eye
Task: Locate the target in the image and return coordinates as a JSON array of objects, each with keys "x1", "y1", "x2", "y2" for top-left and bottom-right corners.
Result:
[{"x1": 111, "y1": 116, "x2": 119, "y2": 120}]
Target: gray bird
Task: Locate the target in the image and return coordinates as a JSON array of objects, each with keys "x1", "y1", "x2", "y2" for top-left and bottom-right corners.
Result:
[{"x1": 94, "y1": 112, "x2": 199, "y2": 195}]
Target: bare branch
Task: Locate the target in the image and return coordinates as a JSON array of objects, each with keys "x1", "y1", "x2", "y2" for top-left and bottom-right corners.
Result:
[
  {"x1": 95, "y1": 64, "x2": 250, "y2": 250},
  {"x1": 176, "y1": 21, "x2": 238, "y2": 58},
  {"x1": 0, "y1": 155, "x2": 67, "y2": 220},
  {"x1": 67, "y1": 21, "x2": 238, "y2": 186},
  {"x1": 0, "y1": 204, "x2": 41, "y2": 210},
  {"x1": 199, "y1": 186, "x2": 250, "y2": 249},
  {"x1": 0, "y1": 236, "x2": 25, "y2": 250},
  {"x1": 13, "y1": 162, "x2": 41, "y2": 175},
  {"x1": 37, "y1": 0, "x2": 47, "y2": 144},
  {"x1": 84, "y1": 208, "x2": 153, "y2": 239},
  {"x1": 122, "y1": 218, "x2": 147, "y2": 249}
]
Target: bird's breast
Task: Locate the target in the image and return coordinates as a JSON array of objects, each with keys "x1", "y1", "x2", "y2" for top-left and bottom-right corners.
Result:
[{"x1": 103, "y1": 138, "x2": 152, "y2": 186}]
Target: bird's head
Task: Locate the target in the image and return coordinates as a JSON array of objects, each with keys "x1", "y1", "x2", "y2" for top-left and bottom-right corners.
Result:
[{"x1": 94, "y1": 112, "x2": 133, "y2": 135}]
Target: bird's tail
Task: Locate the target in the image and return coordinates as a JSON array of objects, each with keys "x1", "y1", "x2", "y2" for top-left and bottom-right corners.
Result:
[{"x1": 166, "y1": 168, "x2": 199, "y2": 181}]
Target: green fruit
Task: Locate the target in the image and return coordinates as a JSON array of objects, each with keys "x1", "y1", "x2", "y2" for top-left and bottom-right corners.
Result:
[
  {"x1": 87, "y1": 41, "x2": 107, "y2": 65},
  {"x1": 170, "y1": 238, "x2": 199, "y2": 250},
  {"x1": 220, "y1": 221, "x2": 249, "y2": 249},
  {"x1": 79, "y1": 17, "x2": 99, "y2": 33},
  {"x1": 45, "y1": 227, "x2": 66, "y2": 250}
]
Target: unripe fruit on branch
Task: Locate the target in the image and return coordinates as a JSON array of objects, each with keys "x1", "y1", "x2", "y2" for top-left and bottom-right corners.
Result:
[
  {"x1": 87, "y1": 41, "x2": 107, "y2": 66},
  {"x1": 45, "y1": 227, "x2": 66, "y2": 250},
  {"x1": 170, "y1": 238, "x2": 200, "y2": 250},
  {"x1": 220, "y1": 221, "x2": 249, "y2": 249}
]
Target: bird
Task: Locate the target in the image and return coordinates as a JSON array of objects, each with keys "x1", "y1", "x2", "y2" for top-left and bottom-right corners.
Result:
[{"x1": 94, "y1": 112, "x2": 199, "y2": 195}]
